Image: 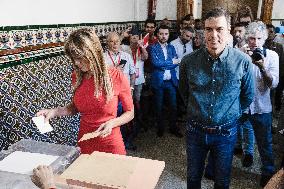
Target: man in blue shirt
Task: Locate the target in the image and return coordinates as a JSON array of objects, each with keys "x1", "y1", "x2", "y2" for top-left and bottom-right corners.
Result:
[
  {"x1": 149, "y1": 25, "x2": 182, "y2": 138},
  {"x1": 179, "y1": 7, "x2": 254, "y2": 189}
]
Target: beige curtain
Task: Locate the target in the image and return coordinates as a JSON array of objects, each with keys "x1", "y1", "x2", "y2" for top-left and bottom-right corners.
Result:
[
  {"x1": 261, "y1": 0, "x2": 274, "y2": 24},
  {"x1": 177, "y1": 0, "x2": 194, "y2": 21}
]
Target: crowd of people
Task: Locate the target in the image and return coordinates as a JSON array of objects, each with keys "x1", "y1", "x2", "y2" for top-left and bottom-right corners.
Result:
[{"x1": 32, "y1": 5, "x2": 284, "y2": 189}]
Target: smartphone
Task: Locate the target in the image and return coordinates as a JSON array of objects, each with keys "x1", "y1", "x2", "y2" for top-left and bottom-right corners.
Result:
[{"x1": 119, "y1": 59, "x2": 127, "y2": 67}]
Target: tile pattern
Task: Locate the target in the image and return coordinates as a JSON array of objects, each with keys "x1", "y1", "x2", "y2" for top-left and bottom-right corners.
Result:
[
  {"x1": 0, "y1": 55, "x2": 79, "y2": 150},
  {"x1": 0, "y1": 23, "x2": 145, "y2": 50}
]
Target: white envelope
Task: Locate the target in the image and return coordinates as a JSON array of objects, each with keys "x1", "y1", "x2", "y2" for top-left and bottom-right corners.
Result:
[{"x1": 32, "y1": 116, "x2": 53, "y2": 134}]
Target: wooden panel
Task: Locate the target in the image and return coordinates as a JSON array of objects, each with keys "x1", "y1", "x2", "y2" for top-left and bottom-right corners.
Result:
[
  {"x1": 261, "y1": 0, "x2": 274, "y2": 24},
  {"x1": 177, "y1": 0, "x2": 194, "y2": 21},
  {"x1": 202, "y1": 0, "x2": 259, "y2": 21}
]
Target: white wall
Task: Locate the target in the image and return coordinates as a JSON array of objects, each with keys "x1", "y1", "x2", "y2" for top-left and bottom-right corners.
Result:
[
  {"x1": 137, "y1": 0, "x2": 148, "y2": 21},
  {"x1": 155, "y1": 0, "x2": 177, "y2": 20},
  {"x1": 272, "y1": 0, "x2": 284, "y2": 26},
  {"x1": 193, "y1": 0, "x2": 202, "y2": 19},
  {"x1": 0, "y1": 0, "x2": 179, "y2": 27},
  {"x1": 0, "y1": 0, "x2": 150, "y2": 26},
  {"x1": 272, "y1": 0, "x2": 284, "y2": 19}
]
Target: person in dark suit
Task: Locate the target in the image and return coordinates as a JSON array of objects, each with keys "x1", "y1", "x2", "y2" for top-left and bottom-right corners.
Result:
[{"x1": 149, "y1": 25, "x2": 182, "y2": 138}]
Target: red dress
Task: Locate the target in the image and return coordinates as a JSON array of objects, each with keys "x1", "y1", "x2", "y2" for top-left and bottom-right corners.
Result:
[{"x1": 72, "y1": 68, "x2": 133, "y2": 155}]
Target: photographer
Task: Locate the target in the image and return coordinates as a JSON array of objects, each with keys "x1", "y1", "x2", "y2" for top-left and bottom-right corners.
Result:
[{"x1": 243, "y1": 21, "x2": 279, "y2": 187}]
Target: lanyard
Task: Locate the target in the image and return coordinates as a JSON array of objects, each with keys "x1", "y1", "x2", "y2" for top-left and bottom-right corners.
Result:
[
  {"x1": 108, "y1": 51, "x2": 120, "y2": 67},
  {"x1": 131, "y1": 47, "x2": 141, "y2": 66}
]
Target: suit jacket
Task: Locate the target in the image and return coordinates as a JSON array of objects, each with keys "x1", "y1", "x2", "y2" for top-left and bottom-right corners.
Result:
[{"x1": 149, "y1": 42, "x2": 178, "y2": 89}]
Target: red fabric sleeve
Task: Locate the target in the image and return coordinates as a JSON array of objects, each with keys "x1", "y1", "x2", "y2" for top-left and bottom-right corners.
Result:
[{"x1": 118, "y1": 72, "x2": 134, "y2": 112}]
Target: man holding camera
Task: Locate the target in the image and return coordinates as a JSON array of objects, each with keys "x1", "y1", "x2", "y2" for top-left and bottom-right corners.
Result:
[{"x1": 244, "y1": 21, "x2": 279, "y2": 187}]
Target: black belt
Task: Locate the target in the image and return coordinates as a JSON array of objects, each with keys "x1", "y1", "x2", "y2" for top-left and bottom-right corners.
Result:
[{"x1": 187, "y1": 120, "x2": 237, "y2": 135}]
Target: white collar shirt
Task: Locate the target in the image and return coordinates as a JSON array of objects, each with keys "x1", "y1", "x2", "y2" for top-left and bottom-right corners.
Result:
[
  {"x1": 104, "y1": 50, "x2": 136, "y2": 82},
  {"x1": 249, "y1": 48, "x2": 279, "y2": 114}
]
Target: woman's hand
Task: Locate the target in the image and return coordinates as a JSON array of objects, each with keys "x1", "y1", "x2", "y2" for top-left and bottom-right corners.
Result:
[
  {"x1": 78, "y1": 131, "x2": 100, "y2": 142},
  {"x1": 78, "y1": 119, "x2": 115, "y2": 142},
  {"x1": 36, "y1": 109, "x2": 58, "y2": 123},
  {"x1": 31, "y1": 165, "x2": 56, "y2": 189},
  {"x1": 96, "y1": 119, "x2": 115, "y2": 138}
]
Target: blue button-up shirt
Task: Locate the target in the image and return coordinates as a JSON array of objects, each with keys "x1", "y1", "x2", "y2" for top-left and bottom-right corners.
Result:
[{"x1": 179, "y1": 46, "x2": 254, "y2": 125}]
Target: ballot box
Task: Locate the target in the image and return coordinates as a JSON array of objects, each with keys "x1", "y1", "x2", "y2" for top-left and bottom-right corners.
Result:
[
  {"x1": 0, "y1": 139, "x2": 80, "y2": 189},
  {"x1": 57, "y1": 151, "x2": 165, "y2": 189}
]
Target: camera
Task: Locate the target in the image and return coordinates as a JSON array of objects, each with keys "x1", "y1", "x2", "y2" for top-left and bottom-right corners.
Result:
[{"x1": 250, "y1": 48, "x2": 264, "y2": 61}]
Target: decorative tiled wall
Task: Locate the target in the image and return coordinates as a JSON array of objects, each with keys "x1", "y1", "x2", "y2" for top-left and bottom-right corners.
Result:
[
  {"x1": 0, "y1": 22, "x2": 145, "y2": 69},
  {"x1": 0, "y1": 55, "x2": 79, "y2": 150},
  {"x1": 0, "y1": 22, "x2": 146, "y2": 50}
]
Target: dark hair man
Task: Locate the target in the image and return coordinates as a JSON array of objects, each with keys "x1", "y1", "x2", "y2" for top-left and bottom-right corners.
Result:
[
  {"x1": 149, "y1": 25, "x2": 182, "y2": 138},
  {"x1": 194, "y1": 19, "x2": 204, "y2": 30},
  {"x1": 233, "y1": 22, "x2": 248, "y2": 49},
  {"x1": 170, "y1": 27, "x2": 194, "y2": 79},
  {"x1": 144, "y1": 19, "x2": 157, "y2": 45},
  {"x1": 179, "y1": 7, "x2": 254, "y2": 188}
]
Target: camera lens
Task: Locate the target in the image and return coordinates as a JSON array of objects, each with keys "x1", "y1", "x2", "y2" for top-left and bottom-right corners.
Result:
[{"x1": 251, "y1": 48, "x2": 263, "y2": 61}]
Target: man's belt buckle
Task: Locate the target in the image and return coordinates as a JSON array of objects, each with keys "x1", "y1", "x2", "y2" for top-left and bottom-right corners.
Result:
[{"x1": 203, "y1": 126, "x2": 222, "y2": 134}]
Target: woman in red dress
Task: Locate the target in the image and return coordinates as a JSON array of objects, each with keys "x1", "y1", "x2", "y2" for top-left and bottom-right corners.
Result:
[{"x1": 36, "y1": 28, "x2": 134, "y2": 155}]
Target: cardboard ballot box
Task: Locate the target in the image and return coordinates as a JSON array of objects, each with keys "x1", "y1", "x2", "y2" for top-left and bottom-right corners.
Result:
[{"x1": 57, "y1": 151, "x2": 165, "y2": 189}]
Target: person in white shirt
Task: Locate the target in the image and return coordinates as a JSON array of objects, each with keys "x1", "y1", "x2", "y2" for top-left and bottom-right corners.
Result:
[
  {"x1": 121, "y1": 27, "x2": 148, "y2": 135},
  {"x1": 244, "y1": 21, "x2": 279, "y2": 187},
  {"x1": 170, "y1": 27, "x2": 194, "y2": 80},
  {"x1": 104, "y1": 32, "x2": 136, "y2": 88}
]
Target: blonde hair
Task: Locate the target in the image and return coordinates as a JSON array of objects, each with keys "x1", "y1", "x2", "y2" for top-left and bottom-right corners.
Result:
[{"x1": 65, "y1": 28, "x2": 113, "y2": 101}]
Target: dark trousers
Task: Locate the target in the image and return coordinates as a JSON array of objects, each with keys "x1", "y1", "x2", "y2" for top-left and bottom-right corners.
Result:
[
  {"x1": 187, "y1": 122, "x2": 237, "y2": 189},
  {"x1": 275, "y1": 76, "x2": 284, "y2": 111},
  {"x1": 152, "y1": 80, "x2": 177, "y2": 131}
]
